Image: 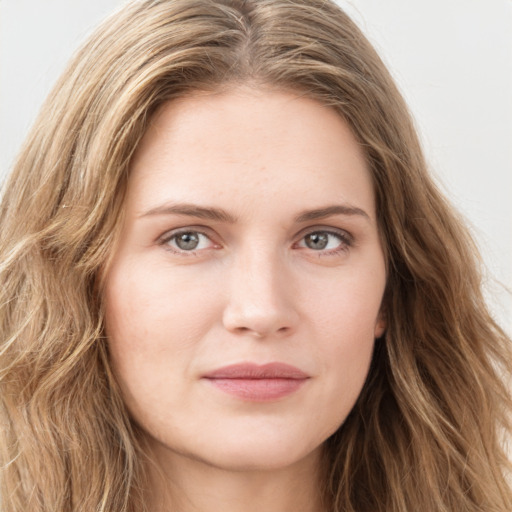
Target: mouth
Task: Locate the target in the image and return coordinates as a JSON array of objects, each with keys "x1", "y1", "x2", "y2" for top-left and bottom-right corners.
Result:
[{"x1": 202, "y1": 362, "x2": 310, "y2": 402}]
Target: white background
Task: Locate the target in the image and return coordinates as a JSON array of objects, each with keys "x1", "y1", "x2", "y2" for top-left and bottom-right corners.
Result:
[{"x1": 1, "y1": 0, "x2": 511, "y2": 332}]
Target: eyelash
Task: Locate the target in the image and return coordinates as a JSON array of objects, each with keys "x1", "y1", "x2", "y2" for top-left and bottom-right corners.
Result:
[
  {"x1": 159, "y1": 229, "x2": 215, "y2": 256},
  {"x1": 295, "y1": 229, "x2": 353, "y2": 256},
  {"x1": 158, "y1": 227, "x2": 353, "y2": 257}
]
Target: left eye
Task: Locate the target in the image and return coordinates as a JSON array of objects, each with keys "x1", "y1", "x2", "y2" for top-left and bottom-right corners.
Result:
[
  {"x1": 298, "y1": 231, "x2": 349, "y2": 251},
  {"x1": 164, "y1": 231, "x2": 213, "y2": 252}
]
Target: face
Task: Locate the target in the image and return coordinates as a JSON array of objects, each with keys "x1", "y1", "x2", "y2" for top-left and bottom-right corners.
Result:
[{"x1": 104, "y1": 86, "x2": 386, "y2": 473}]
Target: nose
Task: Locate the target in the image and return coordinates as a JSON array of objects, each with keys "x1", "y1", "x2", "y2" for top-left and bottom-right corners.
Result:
[{"x1": 222, "y1": 248, "x2": 299, "y2": 339}]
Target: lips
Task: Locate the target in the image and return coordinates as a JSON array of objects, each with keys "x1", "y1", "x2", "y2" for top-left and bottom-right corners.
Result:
[{"x1": 202, "y1": 362, "x2": 310, "y2": 401}]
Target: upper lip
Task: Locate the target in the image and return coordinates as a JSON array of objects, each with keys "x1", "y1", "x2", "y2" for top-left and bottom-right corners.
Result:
[{"x1": 203, "y1": 362, "x2": 309, "y2": 380}]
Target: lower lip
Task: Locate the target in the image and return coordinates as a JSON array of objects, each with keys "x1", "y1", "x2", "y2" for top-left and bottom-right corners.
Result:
[{"x1": 204, "y1": 378, "x2": 307, "y2": 401}]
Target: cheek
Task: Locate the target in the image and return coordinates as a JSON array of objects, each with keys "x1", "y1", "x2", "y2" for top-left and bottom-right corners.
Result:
[
  {"x1": 308, "y1": 266, "x2": 385, "y2": 348},
  {"x1": 311, "y1": 325, "x2": 375, "y2": 441},
  {"x1": 102, "y1": 261, "x2": 218, "y2": 409},
  {"x1": 104, "y1": 259, "x2": 219, "y2": 348},
  {"x1": 317, "y1": 303, "x2": 376, "y2": 394},
  {"x1": 303, "y1": 269, "x2": 384, "y2": 422}
]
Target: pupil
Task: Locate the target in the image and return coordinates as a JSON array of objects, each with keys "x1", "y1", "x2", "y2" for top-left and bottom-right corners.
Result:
[
  {"x1": 176, "y1": 232, "x2": 199, "y2": 250},
  {"x1": 306, "y1": 233, "x2": 328, "y2": 250}
]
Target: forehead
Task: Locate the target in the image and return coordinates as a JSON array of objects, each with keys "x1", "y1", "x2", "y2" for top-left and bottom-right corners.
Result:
[{"x1": 127, "y1": 86, "x2": 375, "y2": 221}]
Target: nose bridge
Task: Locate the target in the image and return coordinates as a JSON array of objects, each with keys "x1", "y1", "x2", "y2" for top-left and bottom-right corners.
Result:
[{"x1": 222, "y1": 242, "x2": 298, "y2": 337}]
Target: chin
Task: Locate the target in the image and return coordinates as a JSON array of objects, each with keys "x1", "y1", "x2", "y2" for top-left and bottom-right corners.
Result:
[
  {"x1": 149, "y1": 425, "x2": 325, "y2": 473},
  {"x1": 192, "y1": 442, "x2": 322, "y2": 473}
]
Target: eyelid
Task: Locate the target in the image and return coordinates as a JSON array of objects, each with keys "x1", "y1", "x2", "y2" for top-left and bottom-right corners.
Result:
[
  {"x1": 156, "y1": 224, "x2": 354, "y2": 256},
  {"x1": 158, "y1": 226, "x2": 219, "y2": 254},
  {"x1": 294, "y1": 226, "x2": 354, "y2": 253},
  {"x1": 298, "y1": 225, "x2": 353, "y2": 241}
]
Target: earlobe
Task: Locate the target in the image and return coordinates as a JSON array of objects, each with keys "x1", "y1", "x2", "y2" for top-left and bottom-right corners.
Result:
[{"x1": 374, "y1": 311, "x2": 387, "y2": 339}]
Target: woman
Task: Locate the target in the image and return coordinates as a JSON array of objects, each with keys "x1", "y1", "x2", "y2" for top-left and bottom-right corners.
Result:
[{"x1": 1, "y1": 0, "x2": 511, "y2": 511}]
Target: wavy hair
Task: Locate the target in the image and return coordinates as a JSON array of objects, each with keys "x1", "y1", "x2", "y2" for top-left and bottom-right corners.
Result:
[{"x1": 1, "y1": 0, "x2": 511, "y2": 510}]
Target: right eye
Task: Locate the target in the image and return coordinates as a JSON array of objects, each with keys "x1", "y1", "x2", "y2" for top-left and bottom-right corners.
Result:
[{"x1": 161, "y1": 230, "x2": 215, "y2": 253}]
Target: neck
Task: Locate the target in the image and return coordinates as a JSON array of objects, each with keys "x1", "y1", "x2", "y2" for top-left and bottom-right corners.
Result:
[{"x1": 143, "y1": 440, "x2": 326, "y2": 512}]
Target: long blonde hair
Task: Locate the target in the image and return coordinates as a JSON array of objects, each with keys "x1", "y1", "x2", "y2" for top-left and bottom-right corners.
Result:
[{"x1": 1, "y1": 1, "x2": 511, "y2": 510}]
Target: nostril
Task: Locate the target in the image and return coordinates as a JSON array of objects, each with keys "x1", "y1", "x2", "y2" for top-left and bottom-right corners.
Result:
[
  {"x1": 229, "y1": 323, "x2": 293, "y2": 339},
  {"x1": 234, "y1": 326, "x2": 265, "y2": 337}
]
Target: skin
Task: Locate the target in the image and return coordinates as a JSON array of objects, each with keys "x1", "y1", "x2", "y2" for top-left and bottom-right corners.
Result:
[{"x1": 104, "y1": 85, "x2": 387, "y2": 512}]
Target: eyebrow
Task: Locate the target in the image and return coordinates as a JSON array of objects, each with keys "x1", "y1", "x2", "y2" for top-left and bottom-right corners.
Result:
[
  {"x1": 294, "y1": 205, "x2": 370, "y2": 223},
  {"x1": 139, "y1": 202, "x2": 370, "y2": 223},
  {"x1": 139, "y1": 203, "x2": 237, "y2": 222}
]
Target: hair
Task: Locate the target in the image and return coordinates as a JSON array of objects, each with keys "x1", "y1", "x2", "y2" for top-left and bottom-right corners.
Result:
[{"x1": 1, "y1": 0, "x2": 511, "y2": 510}]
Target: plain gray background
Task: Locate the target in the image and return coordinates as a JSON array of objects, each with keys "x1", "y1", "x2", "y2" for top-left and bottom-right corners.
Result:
[{"x1": 1, "y1": 0, "x2": 511, "y2": 332}]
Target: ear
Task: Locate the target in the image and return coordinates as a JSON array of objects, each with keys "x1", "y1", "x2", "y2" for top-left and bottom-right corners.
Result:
[{"x1": 374, "y1": 309, "x2": 387, "y2": 339}]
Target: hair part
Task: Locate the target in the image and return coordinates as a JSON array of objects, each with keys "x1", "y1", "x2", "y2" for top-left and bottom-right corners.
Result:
[{"x1": 1, "y1": 1, "x2": 511, "y2": 510}]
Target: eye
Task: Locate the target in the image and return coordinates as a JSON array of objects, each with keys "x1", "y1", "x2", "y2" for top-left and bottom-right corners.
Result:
[
  {"x1": 297, "y1": 229, "x2": 352, "y2": 254},
  {"x1": 161, "y1": 230, "x2": 215, "y2": 253}
]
